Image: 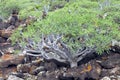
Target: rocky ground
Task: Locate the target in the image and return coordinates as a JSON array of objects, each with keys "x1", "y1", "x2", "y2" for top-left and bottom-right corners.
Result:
[
  {"x1": 0, "y1": 32, "x2": 120, "y2": 80},
  {"x1": 0, "y1": 43, "x2": 120, "y2": 80},
  {"x1": 0, "y1": 15, "x2": 120, "y2": 80}
]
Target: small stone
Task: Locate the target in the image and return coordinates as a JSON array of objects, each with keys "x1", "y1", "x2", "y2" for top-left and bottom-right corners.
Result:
[
  {"x1": 100, "y1": 54, "x2": 120, "y2": 69},
  {"x1": 17, "y1": 64, "x2": 31, "y2": 73},
  {"x1": 100, "y1": 69, "x2": 109, "y2": 77},
  {"x1": 6, "y1": 47, "x2": 14, "y2": 54},
  {"x1": 0, "y1": 30, "x2": 13, "y2": 38},
  {"x1": 31, "y1": 66, "x2": 45, "y2": 75},
  {"x1": 101, "y1": 76, "x2": 111, "y2": 80},
  {"x1": 0, "y1": 77, "x2": 4, "y2": 80},
  {"x1": 0, "y1": 37, "x2": 6, "y2": 43},
  {"x1": 44, "y1": 61, "x2": 57, "y2": 71},
  {"x1": 26, "y1": 76, "x2": 37, "y2": 80},
  {"x1": 24, "y1": 73, "x2": 37, "y2": 80},
  {"x1": 62, "y1": 67, "x2": 67, "y2": 71},
  {"x1": 110, "y1": 75, "x2": 117, "y2": 80},
  {"x1": 10, "y1": 72, "x2": 25, "y2": 78},
  {"x1": 100, "y1": 61, "x2": 115, "y2": 69},
  {"x1": 7, "y1": 75, "x2": 24, "y2": 80},
  {"x1": 117, "y1": 76, "x2": 120, "y2": 80},
  {"x1": 110, "y1": 66, "x2": 120, "y2": 74},
  {"x1": 38, "y1": 71, "x2": 46, "y2": 77}
]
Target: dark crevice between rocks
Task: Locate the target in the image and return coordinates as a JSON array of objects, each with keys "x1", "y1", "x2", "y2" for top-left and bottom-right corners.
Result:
[
  {"x1": 110, "y1": 46, "x2": 120, "y2": 53},
  {"x1": 59, "y1": 77, "x2": 96, "y2": 80},
  {"x1": 59, "y1": 77, "x2": 74, "y2": 80},
  {"x1": 7, "y1": 64, "x2": 17, "y2": 68},
  {"x1": 85, "y1": 77, "x2": 96, "y2": 80},
  {"x1": 78, "y1": 52, "x2": 101, "y2": 66},
  {"x1": 45, "y1": 59, "x2": 69, "y2": 68}
]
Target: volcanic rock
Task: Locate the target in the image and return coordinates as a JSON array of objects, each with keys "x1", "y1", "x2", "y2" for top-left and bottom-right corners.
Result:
[
  {"x1": 7, "y1": 75, "x2": 24, "y2": 80},
  {"x1": 0, "y1": 54, "x2": 25, "y2": 68}
]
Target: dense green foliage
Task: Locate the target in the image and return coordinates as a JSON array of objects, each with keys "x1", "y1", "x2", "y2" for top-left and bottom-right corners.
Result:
[
  {"x1": 1, "y1": 0, "x2": 120, "y2": 54},
  {"x1": 0, "y1": 0, "x2": 68, "y2": 19}
]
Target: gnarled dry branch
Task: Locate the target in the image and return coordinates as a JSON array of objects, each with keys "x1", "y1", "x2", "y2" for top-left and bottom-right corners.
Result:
[{"x1": 23, "y1": 34, "x2": 95, "y2": 68}]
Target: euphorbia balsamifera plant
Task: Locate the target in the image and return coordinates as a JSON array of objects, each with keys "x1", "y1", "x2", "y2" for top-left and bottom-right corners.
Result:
[{"x1": 24, "y1": 34, "x2": 95, "y2": 68}]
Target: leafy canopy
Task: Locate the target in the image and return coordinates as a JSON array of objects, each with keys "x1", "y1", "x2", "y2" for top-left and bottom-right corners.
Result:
[{"x1": 7, "y1": 0, "x2": 120, "y2": 54}]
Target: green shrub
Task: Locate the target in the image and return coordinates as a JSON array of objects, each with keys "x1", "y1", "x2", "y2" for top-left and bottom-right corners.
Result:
[
  {"x1": 0, "y1": 0, "x2": 70, "y2": 19},
  {"x1": 0, "y1": 0, "x2": 42, "y2": 19},
  {"x1": 9, "y1": 0, "x2": 120, "y2": 54}
]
